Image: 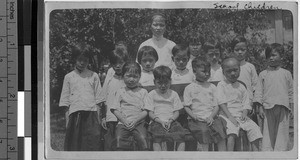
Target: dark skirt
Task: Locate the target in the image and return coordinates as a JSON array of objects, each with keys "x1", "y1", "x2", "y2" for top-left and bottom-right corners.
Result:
[
  {"x1": 148, "y1": 121, "x2": 189, "y2": 143},
  {"x1": 188, "y1": 117, "x2": 226, "y2": 144},
  {"x1": 64, "y1": 111, "x2": 102, "y2": 151},
  {"x1": 104, "y1": 121, "x2": 118, "y2": 151}
]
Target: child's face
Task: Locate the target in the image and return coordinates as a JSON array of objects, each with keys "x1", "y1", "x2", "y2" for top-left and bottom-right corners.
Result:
[
  {"x1": 123, "y1": 71, "x2": 141, "y2": 89},
  {"x1": 76, "y1": 56, "x2": 89, "y2": 72},
  {"x1": 173, "y1": 51, "x2": 189, "y2": 70},
  {"x1": 194, "y1": 65, "x2": 210, "y2": 82},
  {"x1": 112, "y1": 60, "x2": 125, "y2": 75},
  {"x1": 268, "y1": 50, "x2": 281, "y2": 67},
  {"x1": 233, "y1": 42, "x2": 247, "y2": 61},
  {"x1": 141, "y1": 54, "x2": 156, "y2": 72},
  {"x1": 206, "y1": 49, "x2": 220, "y2": 65},
  {"x1": 223, "y1": 60, "x2": 240, "y2": 83},
  {"x1": 189, "y1": 43, "x2": 202, "y2": 57},
  {"x1": 154, "y1": 78, "x2": 171, "y2": 94},
  {"x1": 151, "y1": 16, "x2": 166, "y2": 37}
]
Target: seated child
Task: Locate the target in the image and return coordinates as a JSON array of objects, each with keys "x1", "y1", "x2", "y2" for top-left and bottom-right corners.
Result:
[
  {"x1": 59, "y1": 49, "x2": 102, "y2": 151},
  {"x1": 187, "y1": 33, "x2": 204, "y2": 71},
  {"x1": 99, "y1": 48, "x2": 128, "y2": 150},
  {"x1": 171, "y1": 43, "x2": 194, "y2": 84},
  {"x1": 145, "y1": 65, "x2": 188, "y2": 151},
  {"x1": 202, "y1": 40, "x2": 224, "y2": 82},
  {"x1": 256, "y1": 43, "x2": 293, "y2": 151},
  {"x1": 111, "y1": 62, "x2": 150, "y2": 151},
  {"x1": 183, "y1": 57, "x2": 226, "y2": 151},
  {"x1": 217, "y1": 57, "x2": 262, "y2": 151},
  {"x1": 137, "y1": 46, "x2": 158, "y2": 86}
]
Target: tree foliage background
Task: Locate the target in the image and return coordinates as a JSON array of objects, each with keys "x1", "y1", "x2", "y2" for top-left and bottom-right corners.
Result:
[{"x1": 49, "y1": 9, "x2": 293, "y2": 113}]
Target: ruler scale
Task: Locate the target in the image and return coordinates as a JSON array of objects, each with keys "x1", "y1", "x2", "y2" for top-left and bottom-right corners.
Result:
[{"x1": 0, "y1": 0, "x2": 18, "y2": 159}]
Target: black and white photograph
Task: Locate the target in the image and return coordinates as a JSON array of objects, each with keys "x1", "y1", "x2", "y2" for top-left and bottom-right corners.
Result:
[{"x1": 41, "y1": 1, "x2": 297, "y2": 159}]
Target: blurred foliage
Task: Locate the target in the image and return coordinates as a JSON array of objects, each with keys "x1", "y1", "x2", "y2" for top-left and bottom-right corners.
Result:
[{"x1": 49, "y1": 9, "x2": 293, "y2": 113}]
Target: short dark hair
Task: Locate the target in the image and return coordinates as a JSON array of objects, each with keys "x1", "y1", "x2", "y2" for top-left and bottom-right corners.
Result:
[
  {"x1": 202, "y1": 40, "x2": 222, "y2": 54},
  {"x1": 153, "y1": 65, "x2": 172, "y2": 81},
  {"x1": 230, "y1": 35, "x2": 247, "y2": 50},
  {"x1": 137, "y1": 46, "x2": 158, "y2": 64},
  {"x1": 191, "y1": 56, "x2": 211, "y2": 72},
  {"x1": 265, "y1": 43, "x2": 284, "y2": 59},
  {"x1": 151, "y1": 12, "x2": 166, "y2": 23},
  {"x1": 121, "y1": 61, "x2": 141, "y2": 77},
  {"x1": 221, "y1": 57, "x2": 240, "y2": 69},
  {"x1": 109, "y1": 47, "x2": 129, "y2": 65},
  {"x1": 172, "y1": 43, "x2": 190, "y2": 57}
]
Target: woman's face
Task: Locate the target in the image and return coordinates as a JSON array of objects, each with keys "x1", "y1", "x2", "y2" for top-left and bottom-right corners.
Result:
[{"x1": 151, "y1": 15, "x2": 166, "y2": 37}]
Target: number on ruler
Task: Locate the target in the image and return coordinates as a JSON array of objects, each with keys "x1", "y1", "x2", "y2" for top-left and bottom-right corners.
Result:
[
  {"x1": 0, "y1": 59, "x2": 2, "y2": 62},
  {"x1": 0, "y1": 99, "x2": 2, "y2": 102},
  {"x1": 0, "y1": 140, "x2": 2, "y2": 143},
  {"x1": 0, "y1": 79, "x2": 2, "y2": 82},
  {"x1": 9, "y1": 94, "x2": 15, "y2": 98},
  {"x1": 0, "y1": 17, "x2": 2, "y2": 21},
  {"x1": 0, "y1": 119, "x2": 3, "y2": 123},
  {"x1": 0, "y1": 38, "x2": 2, "y2": 42},
  {"x1": 9, "y1": 146, "x2": 15, "y2": 150}
]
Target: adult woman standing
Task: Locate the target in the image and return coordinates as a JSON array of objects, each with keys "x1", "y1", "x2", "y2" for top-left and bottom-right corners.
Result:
[{"x1": 138, "y1": 13, "x2": 176, "y2": 69}]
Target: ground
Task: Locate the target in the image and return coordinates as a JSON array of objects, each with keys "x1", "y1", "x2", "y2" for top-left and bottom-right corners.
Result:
[{"x1": 50, "y1": 112, "x2": 295, "y2": 151}]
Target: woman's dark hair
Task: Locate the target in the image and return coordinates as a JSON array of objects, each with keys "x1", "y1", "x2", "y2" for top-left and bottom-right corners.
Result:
[{"x1": 137, "y1": 46, "x2": 158, "y2": 64}]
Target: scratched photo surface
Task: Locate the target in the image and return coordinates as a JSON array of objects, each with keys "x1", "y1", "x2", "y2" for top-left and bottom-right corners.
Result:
[{"x1": 44, "y1": 1, "x2": 297, "y2": 159}]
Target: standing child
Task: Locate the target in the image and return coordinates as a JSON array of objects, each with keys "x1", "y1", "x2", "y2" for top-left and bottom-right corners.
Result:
[
  {"x1": 136, "y1": 46, "x2": 158, "y2": 86},
  {"x1": 187, "y1": 34, "x2": 204, "y2": 71},
  {"x1": 231, "y1": 35, "x2": 259, "y2": 106},
  {"x1": 99, "y1": 48, "x2": 129, "y2": 150},
  {"x1": 217, "y1": 57, "x2": 262, "y2": 151},
  {"x1": 171, "y1": 44, "x2": 194, "y2": 84},
  {"x1": 184, "y1": 57, "x2": 226, "y2": 151},
  {"x1": 138, "y1": 13, "x2": 176, "y2": 69},
  {"x1": 145, "y1": 66, "x2": 188, "y2": 151},
  {"x1": 59, "y1": 49, "x2": 102, "y2": 151},
  {"x1": 111, "y1": 62, "x2": 150, "y2": 151},
  {"x1": 202, "y1": 40, "x2": 224, "y2": 82},
  {"x1": 256, "y1": 43, "x2": 293, "y2": 151}
]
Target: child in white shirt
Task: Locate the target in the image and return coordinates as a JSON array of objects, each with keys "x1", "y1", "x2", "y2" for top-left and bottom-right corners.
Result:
[
  {"x1": 171, "y1": 43, "x2": 194, "y2": 84},
  {"x1": 145, "y1": 65, "x2": 188, "y2": 151},
  {"x1": 136, "y1": 46, "x2": 158, "y2": 86},
  {"x1": 184, "y1": 57, "x2": 226, "y2": 151},
  {"x1": 217, "y1": 57, "x2": 262, "y2": 151},
  {"x1": 256, "y1": 43, "x2": 293, "y2": 151}
]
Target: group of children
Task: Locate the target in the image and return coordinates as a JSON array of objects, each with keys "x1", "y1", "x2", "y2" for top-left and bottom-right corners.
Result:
[{"x1": 58, "y1": 13, "x2": 293, "y2": 152}]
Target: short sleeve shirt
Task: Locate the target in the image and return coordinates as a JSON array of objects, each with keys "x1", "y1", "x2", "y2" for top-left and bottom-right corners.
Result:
[
  {"x1": 111, "y1": 87, "x2": 149, "y2": 124},
  {"x1": 183, "y1": 81, "x2": 218, "y2": 119},
  {"x1": 216, "y1": 80, "x2": 251, "y2": 118},
  {"x1": 145, "y1": 89, "x2": 183, "y2": 122},
  {"x1": 171, "y1": 68, "x2": 195, "y2": 84}
]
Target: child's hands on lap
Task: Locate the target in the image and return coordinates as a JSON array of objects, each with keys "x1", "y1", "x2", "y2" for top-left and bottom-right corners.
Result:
[
  {"x1": 228, "y1": 116, "x2": 239, "y2": 127},
  {"x1": 101, "y1": 118, "x2": 107, "y2": 130},
  {"x1": 240, "y1": 112, "x2": 249, "y2": 122},
  {"x1": 205, "y1": 116, "x2": 214, "y2": 126}
]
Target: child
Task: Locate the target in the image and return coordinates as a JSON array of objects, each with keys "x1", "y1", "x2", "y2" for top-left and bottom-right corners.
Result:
[
  {"x1": 105, "y1": 41, "x2": 128, "y2": 82},
  {"x1": 187, "y1": 34, "x2": 204, "y2": 70},
  {"x1": 99, "y1": 48, "x2": 129, "y2": 151},
  {"x1": 256, "y1": 43, "x2": 293, "y2": 151},
  {"x1": 231, "y1": 35, "x2": 259, "y2": 106},
  {"x1": 138, "y1": 13, "x2": 176, "y2": 69},
  {"x1": 171, "y1": 43, "x2": 194, "y2": 84},
  {"x1": 202, "y1": 40, "x2": 224, "y2": 82},
  {"x1": 59, "y1": 49, "x2": 102, "y2": 151},
  {"x1": 136, "y1": 45, "x2": 158, "y2": 86},
  {"x1": 145, "y1": 65, "x2": 188, "y2": 151},
  {"x1": 111, "y1": 62, "x2": 150, "y2": 151},
  {"x1": 217, "y1": 57, "x2": 262, "y2": 151},
  {"x1": 183, "y1": 57, "x2": 226, "y2": 151}
]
